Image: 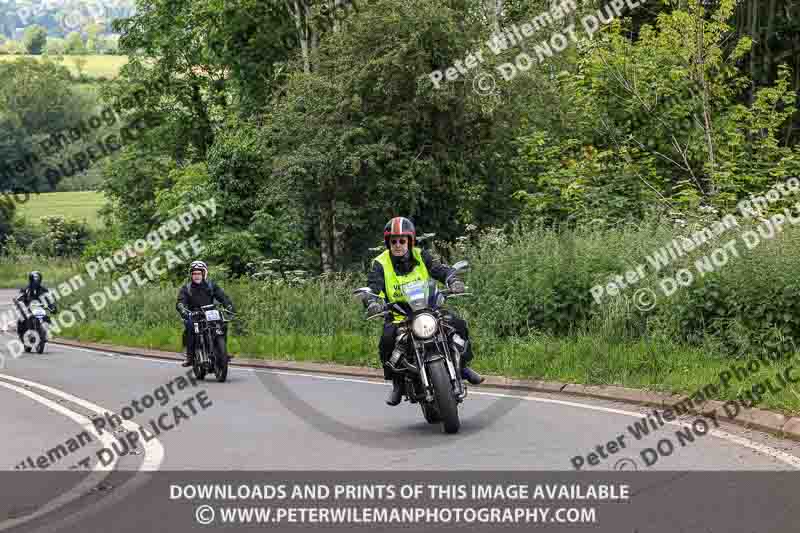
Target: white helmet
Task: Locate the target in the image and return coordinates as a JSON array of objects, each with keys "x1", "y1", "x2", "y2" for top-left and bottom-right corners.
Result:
[{"x1": 189, "y1": 260, "x2": 208, "y2": 281}]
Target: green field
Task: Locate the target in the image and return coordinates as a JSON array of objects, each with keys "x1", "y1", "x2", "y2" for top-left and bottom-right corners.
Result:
[
  {"x1": 16, "y1": 191, "x2": 106, "y2": 228},
  {"x1": 0, "y1": 55, "x2": 128, "y2": 78}
]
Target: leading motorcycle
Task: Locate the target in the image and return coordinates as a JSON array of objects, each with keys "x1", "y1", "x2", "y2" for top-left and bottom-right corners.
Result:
[
  {"x1": 15, "y1": 299, "x2": 49, "y2": 354},
  {"x1": 354, "y1": 260, "x2": 472, "y2": 434},
  {"x1": 189, "y1": 304, "x2": 234, "y2": 382}
]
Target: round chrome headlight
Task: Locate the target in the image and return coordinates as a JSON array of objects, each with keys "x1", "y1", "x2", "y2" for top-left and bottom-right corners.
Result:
[{"x1": 412, "y1": 313, "x2": 438, "y2": 339}]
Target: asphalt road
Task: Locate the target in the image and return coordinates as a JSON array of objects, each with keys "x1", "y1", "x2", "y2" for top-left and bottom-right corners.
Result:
[{"x1": 2, "y1": 289, "x2": 800, "y2": 531}]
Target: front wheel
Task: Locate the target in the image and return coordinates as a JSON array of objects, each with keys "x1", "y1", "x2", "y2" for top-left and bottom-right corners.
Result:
[
  {"x1": 427, "y1": 359, "x2": 460, "y2": 434},
  {"x1": 35, "y1": 324, "x2": 46, "y2": 354},
  {"x1": 213, "y1": 335, "x2": 228, "y2": 383},
  {"x1": 193, "y1": 342, "x2": 207, "y2": 380},
  {"x1": 22, "y1": 328, "x2": 38, "y2": 353}
]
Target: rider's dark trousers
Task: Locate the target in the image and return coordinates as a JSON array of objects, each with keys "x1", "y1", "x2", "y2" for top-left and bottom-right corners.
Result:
[
  {"x1": 378, "y1": 311, "x2": 473, "y2": 380},
  {"x1": 182, "y1": 318, "x2": 196, "y2": 356}
]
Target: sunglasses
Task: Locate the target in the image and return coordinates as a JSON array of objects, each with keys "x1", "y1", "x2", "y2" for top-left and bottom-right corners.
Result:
[{"x1": 390, "y1": 238, "x2": 408, "y2": 245}]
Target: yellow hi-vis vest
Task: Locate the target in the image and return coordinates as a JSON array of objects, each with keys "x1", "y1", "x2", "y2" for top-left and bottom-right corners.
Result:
[{"x1": 374, "y1": 248, "x2": 430, "y2": 323}]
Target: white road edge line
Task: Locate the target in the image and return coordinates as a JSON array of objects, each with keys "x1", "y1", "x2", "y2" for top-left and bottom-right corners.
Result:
[
  {"x1": 0, "y1": 379, "x2": 118, "y2": 531},
  {"x1": 48, "y1": 340, "x2": 800, "y2": 469},
  {"x1": 0, "y1": 373, "x2": 165, "y2": 531}
]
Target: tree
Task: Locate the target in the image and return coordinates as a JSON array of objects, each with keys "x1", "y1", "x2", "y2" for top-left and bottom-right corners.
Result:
[
  {"x1": 44, "y1": 38, "x2": 66, "y2": 55},
  {"x1": 85, "y1": 22, "x2": 105, "y2": 42},
  {"x1": 0, "y1": 59, "x2": 95, "y2": 193},
  {"x1": 85, "y1": 22, "x2": 105, "y2": 53},
  {"x1": 22, "y1": 25, "x2": 47, "y2": 55},
  {"x1": 264, "y1": 0, "x2": 499, "y2": 272},
  {"x1": 64, "y1": 32, "x2": 86, "y2": 55}
]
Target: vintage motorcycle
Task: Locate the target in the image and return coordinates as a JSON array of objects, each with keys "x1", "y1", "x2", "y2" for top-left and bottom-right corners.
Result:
[
  {"x1": 16, "y1": 300, "x2": 49, "y2": 354},
  {"x1": 354, "y1": 260, "x2": 472, "y2": 434},
  {"x1": 189, "y1": 304, "x2": 234, "y2": 382}
]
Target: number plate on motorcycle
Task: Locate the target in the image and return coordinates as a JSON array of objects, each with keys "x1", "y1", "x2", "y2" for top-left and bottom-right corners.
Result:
[
  {"x1": 402, "y1": 281, "x2": 426, "y2": 301},
  {"x1": 204, "y1": 310, "x2": 221, "y2": 321},
  {"x1": 32, "y1": 308, "x2": 46, "y2": 318}
]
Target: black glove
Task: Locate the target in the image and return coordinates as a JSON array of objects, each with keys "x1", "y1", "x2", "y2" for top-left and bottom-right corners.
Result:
[
  {"x1": 366, "y1": 300, "x2": 384, "y2": 316},
  {"x1": 448, "y1": 279, "x2": 465, "y2": 294}
]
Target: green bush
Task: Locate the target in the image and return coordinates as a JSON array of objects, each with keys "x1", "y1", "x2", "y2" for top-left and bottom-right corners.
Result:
[{"x1": 38, "y1": 216, "x2": 92, "y2": 257}]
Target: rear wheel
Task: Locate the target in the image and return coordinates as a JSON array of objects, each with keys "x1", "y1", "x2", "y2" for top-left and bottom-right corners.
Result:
[
  {"x1": 427, "y1": 359, "x2": 460, "y2": 434},
  {"x1": 213, "y1": 335, "x2": 228, "y2": 383}
]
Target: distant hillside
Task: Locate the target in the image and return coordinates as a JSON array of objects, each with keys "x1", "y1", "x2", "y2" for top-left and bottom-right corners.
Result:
[
  {"x1": 0, "y1": 0, "x2": 136, "y2": 38},
  {"x1": 0, "y1": 54, "x2": 128, "y2": 78}
]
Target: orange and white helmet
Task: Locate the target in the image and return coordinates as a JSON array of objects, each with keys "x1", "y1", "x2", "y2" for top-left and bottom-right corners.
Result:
[{"x1": 383, "y1": 217, "x2": 416, "y2": 250}]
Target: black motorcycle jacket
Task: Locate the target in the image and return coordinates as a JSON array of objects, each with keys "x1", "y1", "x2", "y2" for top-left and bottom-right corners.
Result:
[
  {"x1": 16, "y1": 285, "x2": 55, "y2": 312},
  {"x1": 176, "y1": 279, "x2": 234, "y2": 318}
]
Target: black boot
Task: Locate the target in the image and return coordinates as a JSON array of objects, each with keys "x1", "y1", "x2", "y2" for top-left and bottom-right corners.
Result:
[
  {"x1": 182, "y1": 352, "x2": 194, "y2": 367},
  {"x1": 461, "y1": 367, "x2": 485, "y2": 385},
  {"x1": 386, "y1": 376, "x2": 404, "y2": 406}
]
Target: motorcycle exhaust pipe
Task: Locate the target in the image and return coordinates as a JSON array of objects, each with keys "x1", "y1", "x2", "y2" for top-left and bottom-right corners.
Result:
[
  {"x1": 451, "y1": 334, "x2": 467, "y2": 400},
  {"x1": 387, "y1": 331, "x2": 408, "y2": 370},
  {"x1": 451, "y1": 334, "x2": 466, "y2": 356}
]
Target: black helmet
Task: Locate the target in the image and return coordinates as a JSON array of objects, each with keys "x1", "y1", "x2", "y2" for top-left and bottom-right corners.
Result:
[
  {"x1": 29, "y1": 271, "x2": 41, "y2": 287},
  {"x1": 383, "y1": 217, "x2": 416, "y2": 250}
]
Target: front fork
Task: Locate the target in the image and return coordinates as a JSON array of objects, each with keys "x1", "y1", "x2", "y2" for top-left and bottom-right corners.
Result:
[
  {"x1": 412, "y1": 342, "x2": 434, "y2": 403},
  {"x1": 193, "y1": 322, "x2": 209, "y2": 365},
  {"x1": 413, "y1": 330, "x2": 467, "y2": 403}
]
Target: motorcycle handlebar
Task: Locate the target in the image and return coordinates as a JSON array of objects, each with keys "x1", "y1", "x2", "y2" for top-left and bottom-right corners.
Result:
[
  {"x1": 188, "y1": 309, "x2": 236, "y2": 321},
  {"x1": 363, "y1": 293, "x2": 474, "y2": 321}
]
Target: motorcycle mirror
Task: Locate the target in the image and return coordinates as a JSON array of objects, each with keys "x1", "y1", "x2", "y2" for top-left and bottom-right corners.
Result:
[
  {"x1": 353, "y1": 287, "x2": 379, "y2": 299},
  {"x1": 452, "y1": 260, "x2": 469, "y2": 273}
]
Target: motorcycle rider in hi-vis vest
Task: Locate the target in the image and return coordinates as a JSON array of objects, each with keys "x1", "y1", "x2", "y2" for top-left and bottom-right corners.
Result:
[{"x1": 362, "y1": 217, "x2": 484, "y2": 406}]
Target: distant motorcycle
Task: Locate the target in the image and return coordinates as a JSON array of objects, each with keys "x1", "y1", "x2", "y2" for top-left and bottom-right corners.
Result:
[
  {"x1": 15, "y1": 299, "x2": 50, "y2": 354},
  {"x1": 354, "y1": 260, "x2": 472, "y2": 434},
  {"x1": 189, "y1": 304, "x2": 234, "y2": 382}
]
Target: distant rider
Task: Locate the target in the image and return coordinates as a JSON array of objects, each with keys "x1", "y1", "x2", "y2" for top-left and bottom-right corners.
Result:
[
  {"x1": 15, "y1": 271, "x2": 55, "y2": 342},
  {"x1": 176, "y1": 261, "x2": 235, "y2": 367},
  {"x1": 362, "y1": 217, "x2": 484, "y2": 406}
]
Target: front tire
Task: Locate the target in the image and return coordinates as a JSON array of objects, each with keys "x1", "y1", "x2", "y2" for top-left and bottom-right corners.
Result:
[
  {"x1": 22, "y1": 328, "x2": 37, "y2": 353},
  {"x1": 427, "y1": 359, "x2": 460, "y2": 434},
  {"x1": 193, "y1": 344, "x2": 207, "y2": 380},
  {"x1": 35, "y1": 325, "x2": 46, "y2": 354},
  {"x1": 213, "y1": 335, "x2": 228, "y2": 383}
]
